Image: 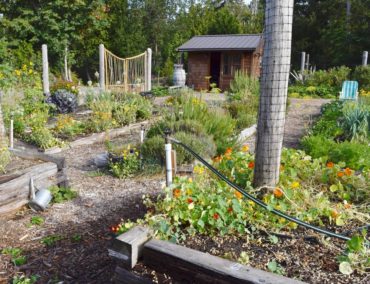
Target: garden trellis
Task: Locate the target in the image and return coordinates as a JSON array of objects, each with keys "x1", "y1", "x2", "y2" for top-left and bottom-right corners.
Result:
[{"x1": 99, "y1": 44, "x2": 152, "y2": 93}]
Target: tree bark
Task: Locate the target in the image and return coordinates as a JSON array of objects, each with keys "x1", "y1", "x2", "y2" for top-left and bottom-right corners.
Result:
[{"x1": 253, "y1": 0, "x2": 294, "y2": 187}]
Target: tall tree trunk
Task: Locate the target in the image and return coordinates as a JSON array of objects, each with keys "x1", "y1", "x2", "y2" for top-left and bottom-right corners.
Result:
[{"x1": 253, "y1": 0, "x2": 294, "y2": 187}]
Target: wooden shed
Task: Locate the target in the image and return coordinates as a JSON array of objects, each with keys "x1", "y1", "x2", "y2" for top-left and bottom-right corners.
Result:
[{"x1": 178, "y1": 34, "x2": 263, "y2": 91}]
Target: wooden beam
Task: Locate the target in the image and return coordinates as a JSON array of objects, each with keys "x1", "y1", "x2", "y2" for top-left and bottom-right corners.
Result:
[
  {"x1": 113, "y1": 266, "x2": 153, "y2": 284},
  {"x1": 10, "y1": 148, "x2": 65, "y2": 170},
  {"x1": 143, "y1": 239, "x2": 306, "y2": 284},
  {"x1": 109, "y1": 226, "x2": 152, "y2": 269}
]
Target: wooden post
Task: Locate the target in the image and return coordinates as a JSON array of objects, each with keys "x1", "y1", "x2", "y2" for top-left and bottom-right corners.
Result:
[
  {"x1": 124, "y1": 59, "x2": 128, "y2": 93},
  {"x1": 42, "y1": 44, "x2": 50, "y2": 95},
  {"x1": 362, "y1": 51, "x2": 368, "y2": 66},
  {"x1": 300, "y1": 52, "x2": 306, "y2": 73},
  {"x1": 64, "y1": 47, "x2": 69, "y2": 81},
  {"x1": 146, "y1": 48, "x2": 152, "y2": 91},
  {"x1": 99, "y1": 44, "x2": 105, "y2": 91},
  {"x1": 9, "y1": 119, "x2": 13, "y2": 149}
]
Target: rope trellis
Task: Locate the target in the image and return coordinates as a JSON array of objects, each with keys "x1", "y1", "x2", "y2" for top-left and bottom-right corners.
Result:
[{"x1": 104, "y1": 48, "x2": 147, "y2": 93}]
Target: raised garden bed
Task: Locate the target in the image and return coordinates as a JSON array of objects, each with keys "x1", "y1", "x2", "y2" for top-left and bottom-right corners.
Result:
[{"x1": 0, "y1": 149, "x2": 67, "y2": 215}]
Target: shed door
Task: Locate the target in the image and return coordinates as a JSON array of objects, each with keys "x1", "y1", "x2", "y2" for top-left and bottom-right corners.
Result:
[{"x1": 210, "y1": 52, "x2": 221, "y2": 88}]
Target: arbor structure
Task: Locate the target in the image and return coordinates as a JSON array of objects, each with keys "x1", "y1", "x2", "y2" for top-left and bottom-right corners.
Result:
[{"x1": 253, "y1": 0, "x2": 294, "y2": 187}]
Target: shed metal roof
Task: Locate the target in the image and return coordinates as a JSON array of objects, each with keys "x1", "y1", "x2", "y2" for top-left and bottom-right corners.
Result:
[{"x1": 177, "y1": 34, "x2": 262, "y2": 52}]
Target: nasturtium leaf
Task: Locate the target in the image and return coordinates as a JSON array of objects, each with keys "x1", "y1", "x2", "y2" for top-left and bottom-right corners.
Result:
[
  {"x1": 339, "y1": 261, "x2": 353, "y2": 275},
  {"x1": 329, "y1": 184, "x2": 338, "y2": 192},
  {"x1": 267, "y1": 260, "x2": 277, "y2": 272}
]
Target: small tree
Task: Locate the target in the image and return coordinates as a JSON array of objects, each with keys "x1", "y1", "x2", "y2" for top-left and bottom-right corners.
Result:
[{"x1": 253, "y1": 0, "x2": 294, "y2": 187}]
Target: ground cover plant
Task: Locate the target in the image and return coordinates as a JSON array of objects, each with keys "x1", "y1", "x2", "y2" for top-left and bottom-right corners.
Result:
[
  {"x1": 302, "y1": 99, "x2": 370, "y2": 170},
  {"x1": 114, "y1": 145, "x2": 369, "y2": 278}
]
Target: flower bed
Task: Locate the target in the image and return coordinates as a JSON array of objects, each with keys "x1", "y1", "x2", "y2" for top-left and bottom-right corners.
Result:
[{"x1": 113, "y1": 145, "x2": 369, "y2": 282}]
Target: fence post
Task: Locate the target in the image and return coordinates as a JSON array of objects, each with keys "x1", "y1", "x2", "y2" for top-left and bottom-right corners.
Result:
[
  {"x1": 146, "y1": 48, "x2": 152, "y2": 91},
  {"x1": 9, "y1": 119, "x2": 13, "y2": 149},
  {"x1": 164, "y1": 130, "x2": 172, "y2": 187},
  {"x1": 362, "y1": 51, "x2": 368, "y2": 66},
  {"x1": 99, "y1": 44, "x2": 105, "y2": 91},
  {"x1": 42, "y1": 44, "x2": 50, "y2": 95},
  {"x1": 300, "y1": 52, "x2": 306, "y2": 73}
]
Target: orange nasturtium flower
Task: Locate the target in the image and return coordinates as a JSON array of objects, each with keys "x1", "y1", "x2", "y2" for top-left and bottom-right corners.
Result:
[
  {"x1": 225, "y1": 147, "x2": 232, "y2": 155},
  {"x1": 173, "y1": 188, "x2": 181, "y2": 198},
  {"x1": 241, "y1": 145, "x2": 249, "y2": 152},
  {"x1": 273, "y1": 188, "x2": 284, "y2": 198},
  {"x1": 234, "y1": 191, "x2": 243, "y2": 199},
  {"x1": 344, "y1": 201, "x2": 351, "y2": 209},
  {"x1": 248, "y1": 161, "x2": 255, "y2": 169},
  {"x1": 326, "y1": 161, "x2": 334, "y2": 168},
  {"x1": 331, "y1": 209, "x2": 339, "y2": 219},
  {"x1": 337, "y1": 171, "x2": 344, "y2": 178},
  {"x1": 187, "y1": 198, "x2": 193, "y2": 204},
  {"x1": 213, "y1": 213, "x2": 219, "y2": 220},
  {"x1": 227, "y1": 207, "x2": 233, "y2": 213},
  {"x1": 344, "y1": 167, "x2": 352, "y2": 176}
]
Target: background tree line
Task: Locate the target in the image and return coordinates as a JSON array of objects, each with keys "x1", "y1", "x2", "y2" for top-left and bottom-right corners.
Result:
[{"x1": 0, "y1": 0, "x2": 368, "y2": 82}]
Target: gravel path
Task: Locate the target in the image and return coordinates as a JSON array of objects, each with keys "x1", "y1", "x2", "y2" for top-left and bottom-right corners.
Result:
[{"x1": 244, "y1": 98, "x2": 331, "y2": 152}]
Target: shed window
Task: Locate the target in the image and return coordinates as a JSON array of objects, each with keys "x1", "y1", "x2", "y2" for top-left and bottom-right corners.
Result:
[{"x1": 223, "y1": 53, "x2": 241, "y2": 76}]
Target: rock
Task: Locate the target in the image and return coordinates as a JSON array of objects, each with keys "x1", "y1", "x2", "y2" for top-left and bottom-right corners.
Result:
[{"x1": 93, "y1": 153, "x2": 109, "y2": 167}]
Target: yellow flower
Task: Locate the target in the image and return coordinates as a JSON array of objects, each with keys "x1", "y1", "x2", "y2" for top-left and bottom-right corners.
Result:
[
  {"x1": 291, "y1": 181, "x2": 300, "y2": 189},
  {"x1": 186, "y1": 188, "x2": 192, "y2": 195},
  {"x1": 193, "y1": 165, "x2": 205, "y2": 175},
  {"x1": 0, "y1": 72, "x2": 3, "y2": 79},
  {"x1": 188, "y1": 178, "x2": 193, "y2": 183},
  {"x1": 29, "y1": 61, "x2": 34, "y2": 66},
  {"x1": 22, "y1": 64, "x2": 27, "y2": 71},
  {"x1": 28, "y1": 69, "x2": 33, "y2": 74},
  {"x1": 15, "y1": 70, "x2": 21, "y2": 76},
  {"x1": 241, "y1": 145, "x2": 249, "y2": 152}
]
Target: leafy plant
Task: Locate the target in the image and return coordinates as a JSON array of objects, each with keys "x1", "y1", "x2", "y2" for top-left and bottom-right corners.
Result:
[
  {"x1": 337, "y1": 233, "x2": 369, "y2": 275},
  {"x1": 340, "y1": 102, "x2": 369, "y2": 141},
  {"x1": 108, "y1": 144, "x2": 140, "y2": 179},
  {"x1": 30, "y1": 216, "x2": 44, "y2": 226},
  {"x1": 12, "y1": 274, "x2": 38, "y2": 284},
  {"x1": 41, "y1": 235, "x2": 63, "y2": 246},
  {"x1": 49, "y1": 186, "x2": 77, "y2": 203},
  {"x1": 267, "y1": 260, "x2": 285, "y2": 275},
  {"x1": 1, "y1": 247, "x2": 27, "y2": 266},
  {"x1": 229, "y1": 71, "x2": 259, "y2": 101},
  {"x1": 151, "y1": 86, "x2": 169, "y2": 97},
  {"x1": 54, "y1": 114, "x2": 85, "y2": 139}
]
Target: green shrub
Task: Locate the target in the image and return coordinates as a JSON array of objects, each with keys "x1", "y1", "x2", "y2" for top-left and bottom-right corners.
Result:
[
  {"x1": 305, "y1": 66, "x2": 351, "y2": 88},
  {"x1": 141, "y1": 132, "x2": 216, "y2": 166},
  {"x1": 301, "y1": 135, "x2": 335, "y2": 159},
  {"x1": 141, "y1": 135, "x2": 165, "y2": 165},
  {"x1": 301, "y1": 135, "x2": 370, "y2": 170},
  {"x1": 227, "y1": 101, "x2": 258, "y2": 130},
  {"x1": 54, "y1": 114, "x2": 85, "y2": 139},
  {"x1": 229, "y1": 71, "x2": 259, "y2": 100},
  {"x1": 352, "y1": 66, "x2": 370, "y2": 89}
]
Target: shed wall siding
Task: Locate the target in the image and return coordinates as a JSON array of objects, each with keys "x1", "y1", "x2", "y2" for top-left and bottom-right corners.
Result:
[{"x1": 188, "y1": 53, "x2": 210, "y2": 90}]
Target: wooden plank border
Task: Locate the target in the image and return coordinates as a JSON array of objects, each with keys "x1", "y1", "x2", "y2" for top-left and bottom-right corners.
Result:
[{"x1": 143, "y1": 239, "x2": 306, "y2": 284}]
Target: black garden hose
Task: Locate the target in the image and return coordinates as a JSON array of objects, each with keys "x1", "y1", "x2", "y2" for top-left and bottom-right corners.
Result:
[{"x1": 167, "y1": 136, "x2": 353, "y2": 241}]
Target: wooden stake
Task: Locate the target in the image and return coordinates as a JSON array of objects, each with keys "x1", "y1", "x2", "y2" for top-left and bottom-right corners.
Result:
[{"x1": 42, "y1": 44, "x2": 50, "y2": 95}]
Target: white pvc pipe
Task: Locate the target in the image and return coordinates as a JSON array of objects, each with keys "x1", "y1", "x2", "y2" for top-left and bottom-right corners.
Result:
[
  {"x1": 165, "y1": 143, "x2": 172, "y2": 186},
  {"x1": 9, "y1": 119, "x2": 13, "y2": 149},
  {"x1": 362, "y1": 51, "x2": 368, "y2": 66},
  {"x1": 300, "y1": 52, "x2": 306, "y2": 73},
  {"x1": 42, "y1": 44, "x2": 50, "y2": 95},
  {"x1": 99, "y1": 44, "x2": 105, "y2": 91},
  {"x1": 140, "y1": 128, "x2": 145, "y2": 144}
]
